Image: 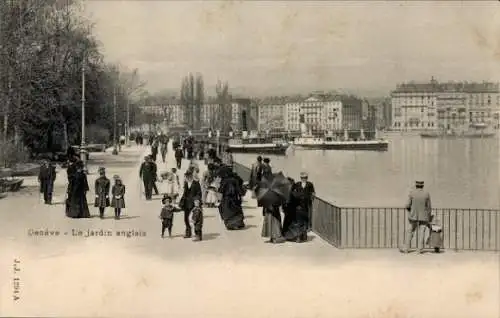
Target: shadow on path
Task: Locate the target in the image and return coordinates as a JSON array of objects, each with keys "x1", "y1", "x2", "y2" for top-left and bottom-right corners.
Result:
[{"x1": 202, "y1": 233, "x2": 220, "y2": 241}]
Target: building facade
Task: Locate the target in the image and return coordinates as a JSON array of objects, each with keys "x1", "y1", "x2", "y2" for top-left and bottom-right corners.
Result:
[
  {"x1": 258, "y1": 98, "x2": 287, "y2": 131},
  {"x1": 339, "y1": 95, "x2": 363, "y2": 130},
  {"x1": 140, "y1": 101, "x2": 185, "y2": 127},
  {"x1": 391, "y1": 79, "x2": 500, "y2": 131},
  {"x1": 285, "y1": 96, "x2": 343, "y2": 132}
]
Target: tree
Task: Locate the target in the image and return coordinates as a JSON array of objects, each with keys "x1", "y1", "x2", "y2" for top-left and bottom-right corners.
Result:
[
  {"x1": 0, "y1": 0, "x2": 146, "y2": 155},
  {"x1": 216, "y1": 80, "x2": 232, "y2": 134},
  {"x1": 180, "y1": 73, "x2": 204, "y2": 130}
]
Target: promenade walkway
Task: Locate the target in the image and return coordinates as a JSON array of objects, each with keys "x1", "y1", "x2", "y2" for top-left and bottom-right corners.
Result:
[{"x1": 0, "y1": 141, "x2": 498, "y2": 318}]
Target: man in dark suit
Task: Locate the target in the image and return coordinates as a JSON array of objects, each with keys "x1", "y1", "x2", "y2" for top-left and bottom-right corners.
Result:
[
  {"x1": 179, "y1": 170, "x2": 202, "y2": 238},
  {"x1": 139, "y1": 156, "x2": 156, "y2": 200},
  {"x1": 292, "y1": 171, "x2": 316, "y2": 242},
  {"x1": 38, "y1": 160, "x2": 57, "y2": 204},
  {"x1": 175, "y1": 147, "x2": 184, "y2": 169},
  {"x1": 401, "y1": 180, "x2": 432, "y2": 254}
]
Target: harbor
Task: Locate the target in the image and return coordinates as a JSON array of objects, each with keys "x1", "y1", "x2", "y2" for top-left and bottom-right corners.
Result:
[{"x1": 233, "y1": 133, "x2": 499, "y2": 209}]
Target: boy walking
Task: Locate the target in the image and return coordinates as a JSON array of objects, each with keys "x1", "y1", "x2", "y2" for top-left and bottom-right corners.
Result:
[
  {"x1": 191, "y1": 199, "x2": 203, "y2": 241},
  {"x1": 160, "y1": 195, "x2": 181, "y2": 238}
]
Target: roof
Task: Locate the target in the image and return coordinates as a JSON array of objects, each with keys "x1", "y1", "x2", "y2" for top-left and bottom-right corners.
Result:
[{"x1": 393, "y1": 81, "x2": 499, "y2": 94}]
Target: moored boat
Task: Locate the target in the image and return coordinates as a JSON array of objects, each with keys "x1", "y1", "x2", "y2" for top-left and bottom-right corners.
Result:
[
  {"x1": 227, "y1": 137, "x2": 290, "y2": 155},
  {"x1": 292, "y1": 136, "x2": 389, "y2": 151}
]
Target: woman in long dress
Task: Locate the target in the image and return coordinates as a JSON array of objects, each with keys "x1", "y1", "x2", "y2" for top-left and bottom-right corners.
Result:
[
  {"x1": 218, "y1": 168, "x2": 245, "y2": 230},
  {"x1": 66, "y1": 160, "x2": 90, "y2": 218},
  {"x1": 261, "y1": 204, "x2": 285, "y2": 243}
]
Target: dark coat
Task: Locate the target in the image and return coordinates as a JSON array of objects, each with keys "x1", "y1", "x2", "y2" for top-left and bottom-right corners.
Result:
[
  {"x1": 111, "y1": 184, "x2": 126, "y2": 209},
  {"x1": 160, "y1": 205, "x2": 182, "y2": 219},
  {"x1": 191, "y1": 206, "x2": 203, "y2": 231},
  {"x1": 175, "y1": 148, "x2": 184, "y2": 160},
  {"x1": 66, "y1": 171, "x2": 90, "y2": 218},
  {"x1": 261, "y1": 163, "x2": 272, "y2": 180},
  {"x1": 179, "y1": 180, "x2": 202, "y2": 211},
  {"x1": 94, "y1": 176, "x2": 110, "y2": 208},
  {"x1": 139, "y1": 161, "x2": 157, "y2": 181},
  {"x1": 292, "y1": 181, "x2": 315, "y2": 211},
  {"x1": 38, "y1": 164, "x2": 56, "y2": 194}
]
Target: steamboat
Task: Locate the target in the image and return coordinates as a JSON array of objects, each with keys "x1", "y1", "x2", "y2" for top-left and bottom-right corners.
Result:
[
  {"x1": 227, "y1": 133, "x2": 290, "y2": 155},
  {"x1": 291, "y1": 121, "x2": 389, "y2": 151},
  {"x1": 292, "y1": 135, "x2": 389, "y2": 151}
]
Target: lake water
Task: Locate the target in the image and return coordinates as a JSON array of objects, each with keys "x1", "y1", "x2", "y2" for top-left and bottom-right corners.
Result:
[{"x1": 233, "y1": 133, "x2": 500, "y2": 209}]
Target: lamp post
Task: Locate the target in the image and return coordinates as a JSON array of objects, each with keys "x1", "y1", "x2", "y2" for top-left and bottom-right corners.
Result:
[
  {"x1": 126, "y1": 98, "x2": 130, "y2": 147},
  {"x1": 80, "y1": 54, "x2": 88, "y2": 172},
  {"x1": 112, "y1": 86, "x2": 118, "y2": 155}
]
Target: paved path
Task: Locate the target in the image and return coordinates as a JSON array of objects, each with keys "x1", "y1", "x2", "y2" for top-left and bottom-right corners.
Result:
[{"x1": 0, "y1": 142, "x2": 498, "y2": 318}]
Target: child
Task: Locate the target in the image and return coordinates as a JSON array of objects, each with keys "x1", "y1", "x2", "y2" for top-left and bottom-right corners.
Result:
[
  {"x1": 159, "y1": 195, "x2": 181, "y2": 238},
  {"x1": 163, "y1": 168, "x2": 180, "y2": 202},
  {"x1": 111, "y1": 175, "x2": 126, "y2": 220},
  {"x1": 191, "y1": 199, "x2": 203, "y2": 241},
  {"x1": 94, "y1": 167, "x2": 110, "y2": 219}
]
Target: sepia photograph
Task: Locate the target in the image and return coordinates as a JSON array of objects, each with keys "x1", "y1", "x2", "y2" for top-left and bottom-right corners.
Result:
[{"x1": 0, "y1": 1, "x2": 499, "y2": 317}]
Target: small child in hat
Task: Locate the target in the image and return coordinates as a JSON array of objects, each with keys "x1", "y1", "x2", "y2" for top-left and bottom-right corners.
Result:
[
  {"x1": 191, "y1": 199, "x2": 203, "y2": 241},
  {"x1": 159, "y1": 194, "x2": 182, "y2": 238},
  {"x1": 111, "y1": 175, "x2": 126, "y2": 220}
]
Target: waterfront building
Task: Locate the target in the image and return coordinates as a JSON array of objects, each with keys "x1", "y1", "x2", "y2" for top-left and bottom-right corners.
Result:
[
  {"x1": 199, "y1": 98, "x2": 256, "y2": 132},
  {"x1": 391, "y1": 78, "x2": 500, "y2": 131},
  {"x1": 233, "y1": 98, "x2": 257, "y2": 131},
  {"x1": 382, "y1": 98, "x2": 392, "y2": 129},
  {"x1": 257, "y1": 97, "x2": 287, "y2": 131},
  {"x1": 140, "y1": 101, "x2": 185, "y2": 127},
  {"x1": 285, "y1": 95, "x2": 343, "y2": 133},
  {"x1": 339, "y1": 95, "x2": 363, "y2": 130}
]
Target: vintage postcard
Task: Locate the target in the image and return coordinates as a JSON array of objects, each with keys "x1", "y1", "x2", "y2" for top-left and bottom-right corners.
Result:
[{"x1": 0, "y1": 1, "x2": 498, "y2": 317}]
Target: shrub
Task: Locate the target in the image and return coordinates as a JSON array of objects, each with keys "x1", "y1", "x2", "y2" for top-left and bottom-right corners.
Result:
[
  {"x1": 0, "y1": 140, "x2": 31, "y2": 168},
  {"x1": 86, "y1": 125, "x2": 111, "y2": 145}
]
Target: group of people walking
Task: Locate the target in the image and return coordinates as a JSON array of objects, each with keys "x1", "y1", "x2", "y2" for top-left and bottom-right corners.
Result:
[
  {"x1": 248, "y1": 156, "x2": 316, "y2": 244},
  {"x1": 65, "y1": 154, "x2": 125, "y2": 219}
]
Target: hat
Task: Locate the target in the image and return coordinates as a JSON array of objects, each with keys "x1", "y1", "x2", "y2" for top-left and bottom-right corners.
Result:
[
  {"x1": 300, "y1": 172, "x2": 308, "y2": 178},
  {"x1": 113, "y1": 175, "x2": 121, "y2": 180},
  {"x1": 415, "y1": 181, "x2": 424, "y2": 186},
  {"x1": 98, "y1": 167, "x2": 105, "y2": 172}
]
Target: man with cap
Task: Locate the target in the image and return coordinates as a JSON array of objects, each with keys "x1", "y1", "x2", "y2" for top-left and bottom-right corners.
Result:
[
  {"x1": 290, "y1": 171, "x2": 316, "y2": 242},
  {"x1": 401, "y1": 180, "x2": 433, "y2": 254},
  {"x1": 139, "y1": 155, "x2": 156, "y2": 200}
]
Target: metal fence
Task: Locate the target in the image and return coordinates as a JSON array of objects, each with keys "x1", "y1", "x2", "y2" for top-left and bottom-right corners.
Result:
[{"x1": 233, "y1": 162, "x2": 500, "y2": 251}]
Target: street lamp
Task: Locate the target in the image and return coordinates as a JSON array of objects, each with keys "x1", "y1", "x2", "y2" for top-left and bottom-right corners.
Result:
[
  {"x1": 80, "y1": 53, "x2": 89, "y2": 172},
  {"x1": 112, "y1": 86, "x2": 118, "y2": 155}
]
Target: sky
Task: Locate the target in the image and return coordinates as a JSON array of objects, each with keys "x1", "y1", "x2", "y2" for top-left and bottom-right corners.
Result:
[{"x1": 84, "y1": 1, "x2": 500, "y2": 98}]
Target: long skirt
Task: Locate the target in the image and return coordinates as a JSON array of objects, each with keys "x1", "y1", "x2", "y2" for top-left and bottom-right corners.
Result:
[
  {"x1": 205, "y1": 188, "x2": 218, "y2": 205},
  {"x1": 219, "y1": 196, "x2": 245, "y2": 230},
  {"x1": 261, "y1": 209, "x2": 283, "y2": 239},
  {"x1": 66, "y1": 194, "x2": 91, "y2": 218},
  {"x1": 111, "y1": 197, "x2": 125, "y2": 209}
]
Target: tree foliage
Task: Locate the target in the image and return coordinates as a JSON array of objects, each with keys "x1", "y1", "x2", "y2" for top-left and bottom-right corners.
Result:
[
  {"x1": 0, "y1": 0, "x2": 146, "y2": 154},
  {"x1": 216, "y1": 80, "x2": 232, "y2": 133},
  {"x1": 180, "y1": 73, "x2": 204, "y2": 130}
]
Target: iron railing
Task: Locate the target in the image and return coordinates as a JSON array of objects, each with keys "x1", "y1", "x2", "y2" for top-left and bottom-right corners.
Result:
[{"x1": 232, "y1": 162, "x2": 500, "y2": 251}]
